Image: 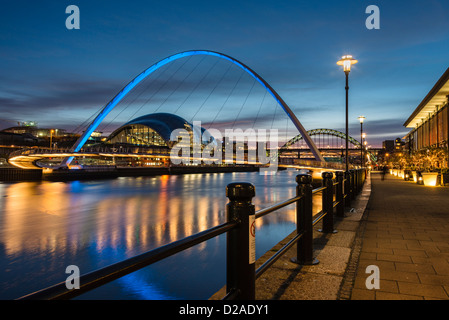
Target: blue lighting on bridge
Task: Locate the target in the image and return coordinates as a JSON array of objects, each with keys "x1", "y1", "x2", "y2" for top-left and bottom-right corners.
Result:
[
  {"x1": 67, "y1": 50, "x2": 324, "y2": 164},
  {"x1": 72, "y1": 50, "x2": 282, "y2": 153}
]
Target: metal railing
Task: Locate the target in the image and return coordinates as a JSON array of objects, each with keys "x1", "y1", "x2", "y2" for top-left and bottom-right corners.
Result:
[{"x1": 18, "y1": 168, "x2": 366, "y2": 300}]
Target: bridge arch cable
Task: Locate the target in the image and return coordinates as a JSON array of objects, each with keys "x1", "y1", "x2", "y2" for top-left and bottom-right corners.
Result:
[
  {"x1": 64, "y1": 50, "x2": 324, "y2": 164},
  {"x1": 98, "y1": 55, "x2": 196, "y2": 135},
  {"x1": 151, "y1": 55, "x2": 206, "y2": 115},
  {"x1": 71, "y1": 56, "x2": 176, "y2": 138},
  {"x1": 187, "y1": 60, "x2": 234, "y2": 125},
  {"x1": 204, "y1": 67, "x2": 246, "y2": 131},
  {"x1": 174, "y1": 57, "x2": 221, "y2": 117},
  {"x1": 71, "y1": 107, "x2": 103, "y2": 136},
  {"x1": 250, "y1": 89, "x2": 268, "y2": 130},
  {"x1": 231, "y1": 77, "x2": 257, "y2": 130},
  {"x1": 105, "y1": 55, "x2": 183, "y2": 131}
]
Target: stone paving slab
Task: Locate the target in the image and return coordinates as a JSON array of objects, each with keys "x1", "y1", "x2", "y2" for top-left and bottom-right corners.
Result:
[
  {"x1": 351, "y1": 172, "x2": 449, "y2": 300},
  {"x1": 212, "y1": 171, "x2": 449, "y2": 300},
  {"x1": 210, "y1": 170, "x2": 372, "y2": 300}
]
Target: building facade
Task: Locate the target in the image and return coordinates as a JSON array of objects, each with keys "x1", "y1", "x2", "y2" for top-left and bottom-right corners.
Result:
[{"x1": 404, "y1": 68, "x2": 449, "y2": 153}]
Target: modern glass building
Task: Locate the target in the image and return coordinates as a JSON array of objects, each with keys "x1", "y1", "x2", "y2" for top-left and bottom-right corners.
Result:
[
  {"x1": 106, "y1": 113, "x2": 213, "y2": 148},
  {"x1": 404, "y1": 68, "x2": 449, "y2": 152},
  {"x1": 101, "y1": 113, "x2": 215, "y2": 167}
]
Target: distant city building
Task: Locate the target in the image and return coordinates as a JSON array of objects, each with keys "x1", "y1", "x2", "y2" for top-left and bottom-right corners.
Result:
[
  {"x1": 404, "y1": 67, "x2": 449, "y2": 153},
  {"x1": 0, "y1": 122, "x2": 80, "y2": 150},
  {"x1": 394, "y1": 138, "x2": 405, "y2": 151},
  {"x1": 378, "y1": 138, "x2": 404, "y2": 165},
  {"x1": 2, "y1": 121, "x2": 66, "y2": 138},
  {"x1": 0, "y1": 132, "x2": 38, "y2": 146},
  {"x1": 382, "y1": 140, "x2": 395, "y2": 152}
]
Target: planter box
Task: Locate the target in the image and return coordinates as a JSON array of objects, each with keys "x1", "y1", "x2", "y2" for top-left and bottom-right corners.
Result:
[
  {"x1": 421, "y1": 172, "x2": 439, "y2": 186},
  {"x1": 411, "y1": 171, "x2": 418, "y2": 182},
  {"x1": 403, "y1": 170, "x2": 412, "y2": 181}
]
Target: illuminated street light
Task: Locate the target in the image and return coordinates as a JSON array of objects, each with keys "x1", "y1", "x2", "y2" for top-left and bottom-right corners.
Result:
[
  {"x1": 50, "y1": 129, "x2": 54, "y2": 151},
  {"x1": 337, "y1": 55, "x2": 358, "y2": 72},
  {"x1": 337, "y1": 55, "x2": 358, "y2": 171}
]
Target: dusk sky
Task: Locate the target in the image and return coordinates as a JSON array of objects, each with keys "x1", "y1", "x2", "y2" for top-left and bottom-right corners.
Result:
[{"x1": 1, "y1": 0, "x2": 449, "y2": 147}]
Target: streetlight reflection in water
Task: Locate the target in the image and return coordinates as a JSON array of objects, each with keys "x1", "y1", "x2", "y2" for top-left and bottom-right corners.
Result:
[{"x1": 0, "y1": 170, "x2": 322, "y2": 299}]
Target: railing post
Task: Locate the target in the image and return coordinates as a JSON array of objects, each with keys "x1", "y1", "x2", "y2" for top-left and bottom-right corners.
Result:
[
  {"x1": 357, "y1": 169, "x2": 363, "y2": 193},
  {"x1": 350, "y1": 169, "x2": 356, "y2": 200},
  {"x1": 226, "y1": 182, "x2": 256, "y2": 300},
  {"x1": 336, "y1": 171, "x2": 345, "y2": 217},
  {"x1": 292, "y1": 174, "x2": 319, "y2": 265},
  {"x1": 344, "y1": 171, "x2": 351, "y2": 207},
  {"x1": 320, "y1": 172, "x2": 337, "y2": 233}
]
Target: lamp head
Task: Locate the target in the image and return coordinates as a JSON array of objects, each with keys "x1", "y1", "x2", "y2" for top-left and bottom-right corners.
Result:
[
  {"x1": 358, "y1": 115, "x2": 365, "y2": 124},
  {"x1": 337, "y1": 55, "x2": 358, "y2": 72}
]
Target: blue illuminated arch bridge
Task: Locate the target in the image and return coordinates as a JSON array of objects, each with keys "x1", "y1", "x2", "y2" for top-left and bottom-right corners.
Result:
[{"x1": 62, "y1": 50, "x2": 324, "y2": 166}]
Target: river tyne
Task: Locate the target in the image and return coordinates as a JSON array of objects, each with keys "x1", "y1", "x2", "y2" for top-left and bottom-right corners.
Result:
[{"x1": 0, "y1": 169, "x2": 322, "y2": 300}]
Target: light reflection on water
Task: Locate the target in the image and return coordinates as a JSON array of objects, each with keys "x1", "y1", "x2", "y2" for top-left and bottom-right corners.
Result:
[{"x1": 0, "y1": 170, "x2": 322, "y2": 300}]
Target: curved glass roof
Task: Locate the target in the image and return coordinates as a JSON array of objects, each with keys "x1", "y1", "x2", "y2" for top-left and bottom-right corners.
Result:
[
  {"x1": 108, "y1": 113, "x2": 215, "y2": 145},
  {"x1": 122, "y1": 113, "x2": 191, "y2": 142}
]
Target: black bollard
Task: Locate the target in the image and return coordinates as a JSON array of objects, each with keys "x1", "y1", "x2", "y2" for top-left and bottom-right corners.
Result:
[
  {"x1": 336, "y1": 171, "x2": 345, "y2": 218},
  {"x1": 226, "y1": 182, "x2": 256, "y2": 300},
  {"x1": 350, "y1": 169, "x2": 356, "y2": 200},
  {"x1": 292, "y1": 174, "x2": 319, "y2": 265},
  {"x1": 344, "y1": 171, "x2": 351, "y2": 207},
  {"x1": 319, "y1": 172, "x2": 337, "y2": 233}
]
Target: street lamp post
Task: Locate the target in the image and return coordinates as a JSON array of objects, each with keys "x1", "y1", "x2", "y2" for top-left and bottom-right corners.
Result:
[
  {"x1": 50, "y1": 129, "x2": 54, "y2": 151},
  {"x1": 362, "y1": 132, "x2": 366, "y2": 166},
  {"x1": 337, "y1": 55, "x2": 358, "y2": 172},
  {"x1": 358, "y1": 116, "x2": 365, "y2": 167}
]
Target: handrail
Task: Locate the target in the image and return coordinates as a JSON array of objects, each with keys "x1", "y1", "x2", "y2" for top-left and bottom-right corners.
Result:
[
  {"x1": 255, "y1": 195, "x2": 302, "y2": 219},
  {"x1": 312, "y1": 210, "x2": 326, "y2": 226},
  {"x1": 17, "y1": 168, "x2": 367, "y2": 300},
  {"x1": 19, "y1": 220, "x2": 238, "y2": 300},
  {"x1": 312, "y1": 186, "x2": 326, "y2": 194},
  {"x1": 255, "y1": 232, "x2": 303, "y2": 279}
]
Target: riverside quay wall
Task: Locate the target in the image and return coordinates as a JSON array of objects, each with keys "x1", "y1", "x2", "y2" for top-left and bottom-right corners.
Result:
[{"x1": 0, "y1": 165, "x2": 261, "y2": 182}]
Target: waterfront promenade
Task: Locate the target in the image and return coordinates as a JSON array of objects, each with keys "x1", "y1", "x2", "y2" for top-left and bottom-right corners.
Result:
[
  {"x1": 351, "y1": 171, "x2": 449, "y2": 300},
  {"x1": 241, "y1": 170, "x2": 449, "y2": 300}
]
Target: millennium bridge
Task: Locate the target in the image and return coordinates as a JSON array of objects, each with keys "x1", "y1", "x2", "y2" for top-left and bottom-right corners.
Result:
[{"x1": 7, "y1": 50, "x2": 377, "y2": 172}]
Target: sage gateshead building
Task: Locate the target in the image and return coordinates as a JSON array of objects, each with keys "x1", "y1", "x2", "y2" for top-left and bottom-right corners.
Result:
[
  {"x1": 101, "y1": 113, "x2": 214, "y2": 167},
  {"x1": 404, "y1": 68, "x2": 449, "y2": 155}
]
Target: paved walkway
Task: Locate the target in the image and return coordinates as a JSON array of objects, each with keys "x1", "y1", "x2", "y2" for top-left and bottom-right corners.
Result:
[
  {"x1": 210, "y1": 173, "x2": 371, "y2": 300},
  {"x1": 211, "y1": 171, "x2": 449, "y2": 300},
  {"x1": 351, "y1": 172, "x2": 449, "y2": 300}
]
